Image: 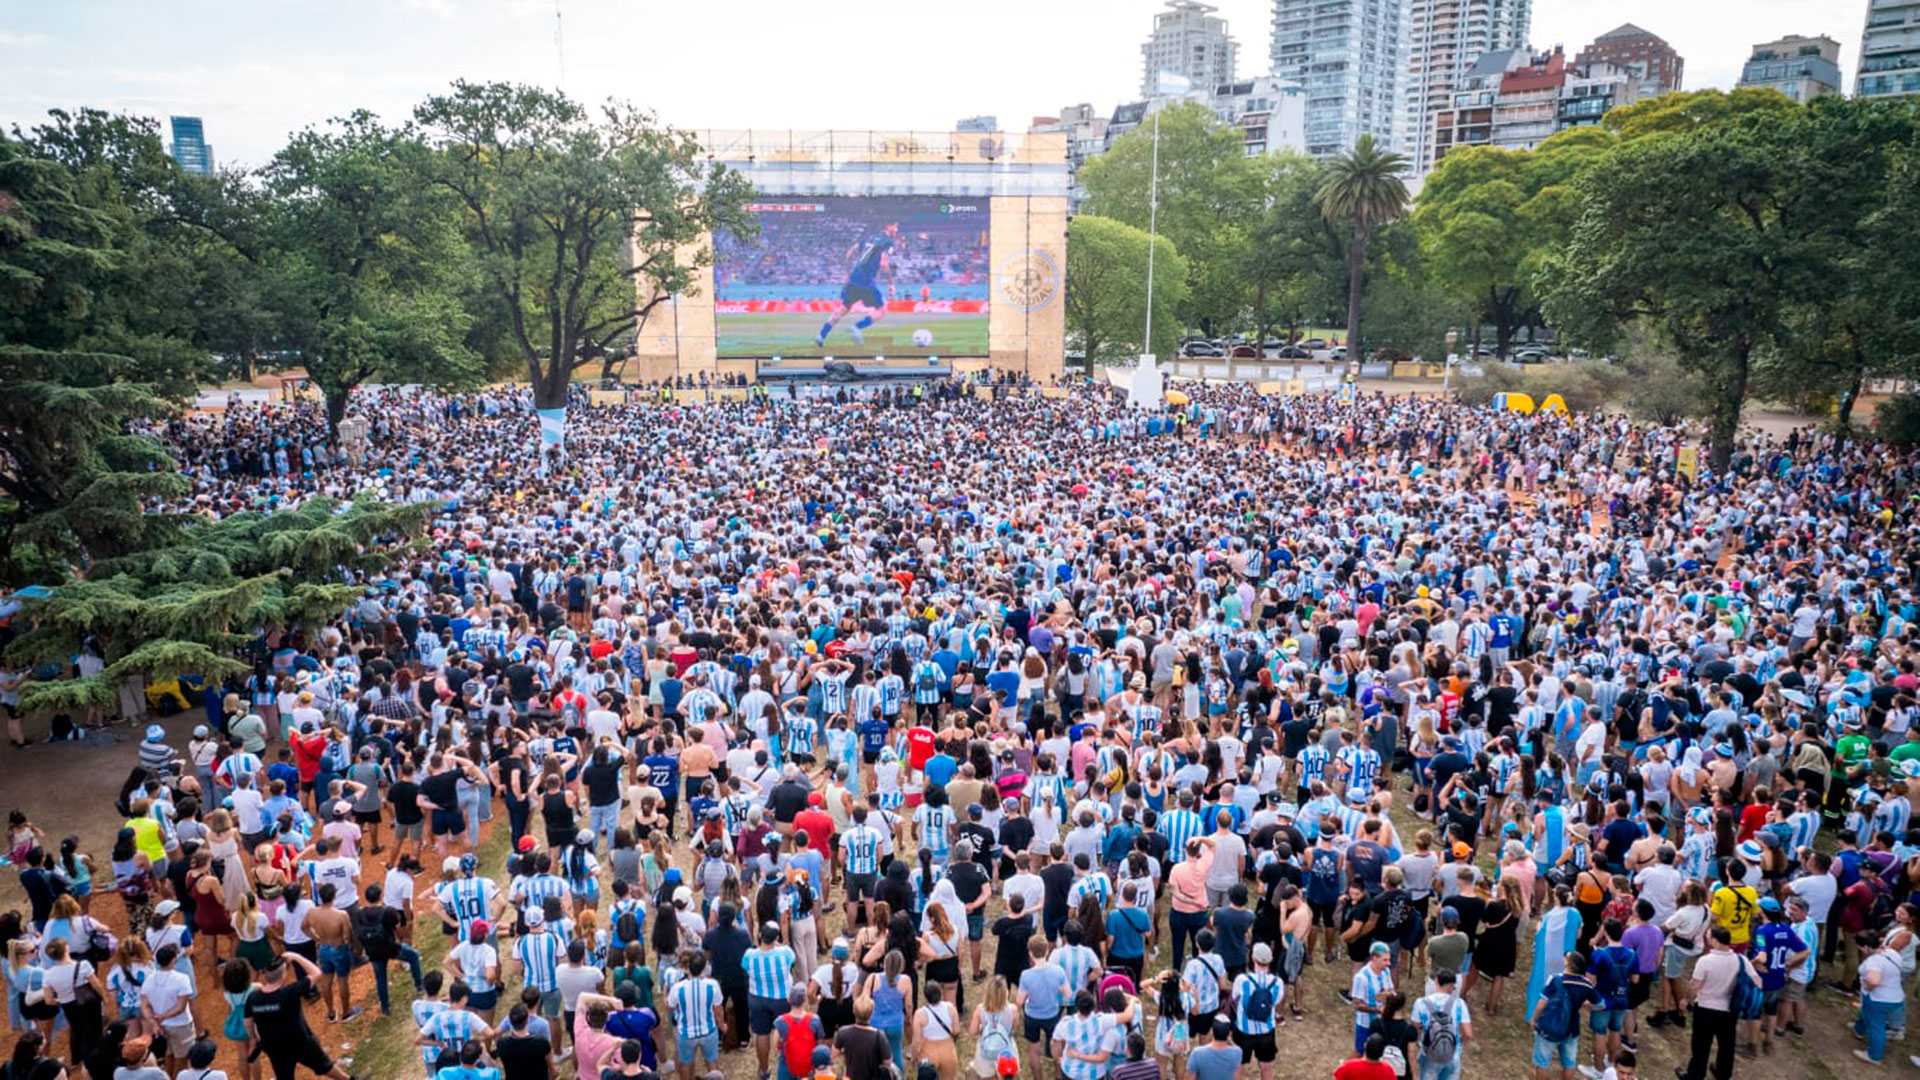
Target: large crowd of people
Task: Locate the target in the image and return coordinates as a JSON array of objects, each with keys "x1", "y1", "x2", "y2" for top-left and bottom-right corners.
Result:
[{"x1": 5, "y1": 376, "x2": 1920, "y2": 1080}]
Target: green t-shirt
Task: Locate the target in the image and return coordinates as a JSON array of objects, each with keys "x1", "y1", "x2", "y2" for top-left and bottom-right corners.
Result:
[
  {"x1": 1838, "y1": 734, "x2": 1872, "y2": 764},
  {"x1": 1891, "y1": 741, "x2": 1920, "y2": 764}
]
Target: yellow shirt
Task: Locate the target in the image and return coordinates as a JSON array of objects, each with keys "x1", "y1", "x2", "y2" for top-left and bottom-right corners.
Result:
[
  {"x1": 1710, "y1": 884, "x2": 1759, "y2": 946},
  {"x1": 124, "y1": 816, "x2": 165, "y2": 863}
]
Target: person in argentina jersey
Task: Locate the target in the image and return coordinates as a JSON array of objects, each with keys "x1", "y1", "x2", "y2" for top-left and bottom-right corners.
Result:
[
  {"x1": 513, "y1": 907, "x2": 566, "y2": 1030},
  {"x1": 668, "y1": 950, "x2": 724, "y2": 1076},
  {"x1": 743, "y1": 923, "x2": 798, "y2": 1078}
]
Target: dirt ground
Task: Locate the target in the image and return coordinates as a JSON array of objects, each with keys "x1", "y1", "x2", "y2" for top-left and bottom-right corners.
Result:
[{"x1": 3, "y1": 713, "x2": 1904, "y2": 1080}]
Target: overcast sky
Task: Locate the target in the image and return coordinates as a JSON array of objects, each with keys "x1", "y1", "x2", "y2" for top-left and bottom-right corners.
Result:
[{"x1": 0, "y1": 0, "x2": 1864, "y2": 166}]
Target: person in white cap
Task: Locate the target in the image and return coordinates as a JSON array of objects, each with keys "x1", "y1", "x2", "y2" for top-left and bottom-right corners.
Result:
[{"x1": 1230, "y1": 941, "x2": 1284, "y2": 1080}]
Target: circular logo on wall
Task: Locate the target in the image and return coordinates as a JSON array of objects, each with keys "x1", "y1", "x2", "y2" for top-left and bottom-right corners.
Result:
[{"x1": 998, "y1": 248, "x2": 1060, "y2": 313}]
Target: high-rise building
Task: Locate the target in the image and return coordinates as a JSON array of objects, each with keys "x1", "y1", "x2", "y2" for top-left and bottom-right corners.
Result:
[
  {"x1": 168, "y1": 115, "x2": 212, "y2": 175},
  {"x1": 1859, "y1": 0, "x2": 1920, "y2": 99},
  {"x1": 1432, "y1": 47, "x2": 1641, "y2": 163},
  {"x1": 1271, "y1": 0, "x2": 1408, "y2": 157},
  {"x1": 1575, "y1": 24, "x2": 1683, "y2": 97},
  {"x1": 1030, "y1": 105, "x2": 1110, "y2": 210},
  {"x1": 1737, "y1": 35, "x2": 1842, "y2": 101},
  {"x1": 1402, "y1": 0, "x2": 1531, "y2": 173},
  {"x1": 955, "y1": 115, "x2": 999, "y2": 133},
  {"x1": 1140, "y1": 1, "x2": 1239, "y2": 100}
]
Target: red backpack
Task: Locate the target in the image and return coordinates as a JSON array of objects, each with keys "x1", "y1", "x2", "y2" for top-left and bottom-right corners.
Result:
[{"x1": 781, "y1": 1011, "x2": 820, "y2": 1078}]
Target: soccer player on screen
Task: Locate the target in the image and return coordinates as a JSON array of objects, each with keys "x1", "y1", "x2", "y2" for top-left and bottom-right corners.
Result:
[{"x1": 816, "y1": 222, "x2": 899, "y2": 346}]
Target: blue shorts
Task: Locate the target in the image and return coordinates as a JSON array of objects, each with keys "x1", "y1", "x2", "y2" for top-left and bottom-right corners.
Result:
[
  {"x1": 1532, "y1": 1034, "x2": 1580, "y2": 1069},
  {"x1": 431, "y1": 808, "x2": 465, "y2": 836},
  {"x1": 750, "y1": 994, "x2": 783, "y2": 1037},
  {"x1": 1589, "y1": 1007, "x2": 1626, "y2": 1034},
  {"x1": 677, "y1": 1030, "x2": 719, "y2": 1065},
  {"x1": 467, "y1": 988, "x2": 498, "y2": 1013},
  {"x1": 841, "y1": 282, "x2": 882, "y2": 309},
  {"x1": 317, "y1": 943, "x2": 356, "y2": 977}
]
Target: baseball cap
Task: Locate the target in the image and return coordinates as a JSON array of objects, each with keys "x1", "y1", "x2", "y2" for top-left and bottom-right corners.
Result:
[
  {"x1": 1758, "y1": 897, "x2": 1782, "y2": 914},
  {"x1": 192, "y1": 725, "x2": 209, "y2": 738},
  {"x1": 1251, "y1": 942, "x2": 1274, "y2": 965},
  {"x1": 443, "y1": 856, "x2": 463, "y2": 874},
  {"x1": 145, "y1": 724, "x2": 166, "y2": 742},
  {"x1": 472, "y1": 919, "x2": 492, "y2": 937},
  {"x1": 517, "y1": 836, "x2": 537, "y2": 853},
  {"x1": 526, "y1": 908, "x2": 546, "y2": 927},
  {"x1": 154, "y1": 900, "x2": 180, "y2": 917}
]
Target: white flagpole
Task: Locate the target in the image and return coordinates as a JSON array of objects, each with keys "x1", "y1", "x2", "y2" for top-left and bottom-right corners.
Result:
[{"x1": 1144, "y1": 107, "x2": 1160, "y2": 359}]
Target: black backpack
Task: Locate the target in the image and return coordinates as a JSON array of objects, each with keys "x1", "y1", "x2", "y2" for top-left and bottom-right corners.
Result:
[
  {"x1": 353, "y1": 905, "x2": 397, "y2": 960},
  {"x1": 1243, "y1": 974, "x2": 1276, "y2": 1025}
]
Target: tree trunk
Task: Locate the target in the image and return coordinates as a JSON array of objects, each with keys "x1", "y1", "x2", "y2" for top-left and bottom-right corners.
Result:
[
  {"x1": 1707, "y1": 343, "x2": 1751, "y2": 474},
  {"x1": 1837, "y1": 372, "x2": 1864, "y2": 430},
  {"x1": 323, "y1": 384, "x2": 350, "y2": 442},
  {"x1": 1345, "y1": 218, "x2": 1367, "y2": 378},
  {"x1": 530, "y1": 356, "x2": 569, "y2": 411}
]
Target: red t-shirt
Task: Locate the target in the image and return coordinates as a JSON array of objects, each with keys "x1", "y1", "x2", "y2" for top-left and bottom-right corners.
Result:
[
  {"x1": 1333, "y1": 1059, "x2": 1397, "y2": 1080},
  {"x1": 906, "y1": 727, "x2": 937, "y2": 771},
  {"x1": 1737, "y1": 803, "x2": 1769, "y2": 843},
  {"x1": 793, "y1": 809, "x2": 835, "y2": 856},
  {"x1": 291, "y1": 732, "x2": 327, "y2": 782}
]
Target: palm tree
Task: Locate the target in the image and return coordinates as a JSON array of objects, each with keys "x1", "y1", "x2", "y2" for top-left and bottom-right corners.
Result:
[{"x1": 1315, "y1": 134, "x2": 1410, "y2": 376}]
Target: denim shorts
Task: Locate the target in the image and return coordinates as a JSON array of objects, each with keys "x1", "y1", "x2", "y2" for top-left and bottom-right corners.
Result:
[
  {"x1": 1588, "y1": 1007, "x2": 1625, "y2": 1034},
  {"x1": 677, "y1": 1030, "x2": 719, "y2": 1064},
  {"x1": 1532, "y1": 1034, "x2": 1579, "y2": 1069},
  {"x1": 317, "y1": 943, "x2": 356, "y2": 977}
]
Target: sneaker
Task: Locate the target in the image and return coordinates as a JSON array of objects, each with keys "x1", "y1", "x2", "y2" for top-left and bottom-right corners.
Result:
[
  {"x1": 1648, "y1": 1012, "x2": 1670, "y2": 1028},
  {"x1": 1576, "y1": 1067, "x2": 1603, "y2": 1080},
  {"x1": 1335, "y1": 989, "x2": 1353, "y2": 1004},
  {"x1": 1621, "y1": 1037, "x2": 1638, "y2": 1053},
  {"x1": 1854, "y1": 1049, "x2": 1882, "y2": 1065},
  {"x1": 1671, "y1": 1009, "x2": 1686, "y2": 1029},
  {"x1": 851, "y1": 327, "x2": 865, "y2": 345}
]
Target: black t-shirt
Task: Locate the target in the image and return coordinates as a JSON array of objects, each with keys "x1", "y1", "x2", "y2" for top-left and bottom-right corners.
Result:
[
  {"x1": 388, "y1": 779, "x2": 423, "y2": 825},
  {"x1": 768, "y1": 782, "x2": 811, "y2": 823},
  {"x1": 947, "y1": 859, "x2": 990, "y2": 906},
  {"x1": 1281, "y1": 717, "x2": 1316, "y2": 757},
  {"x1": 997, "y1": 817, "x2": 1035, "y2": 874},
  {"x1": 420, "y1": 770, "x2": 461, "y2": 811},
  {"x1": 1486, "y1": 686, "x2": 1519, "y2": 735},
  {"x1": 506, "y1": 663, "x2": 538, "y2": 701},
  {"x1": 1371, "y1": 889, "x2": 1415, "y2": 945},
  {"x1": 1040, "y1": 863, "x2": 1075, "y2": 919},
  {"x1": 496, "y1": 1032, "x2": 552, "y2": 1080},
  {"x1": 1445, "y1": 894, "x2": 1488, "y2": 949},
  {"x1": 244, "y1": 982, "x2": 313, "y2": 1042},
  {"x1": 583, "y1": 761, "x2": 623, "y2": 808},
  {"x1": 833, "y1": 1024, "x2": 892, "y2": 1080},
  {"x1": 992, "y1": 914, "x2": 1034, "y2": 979}
]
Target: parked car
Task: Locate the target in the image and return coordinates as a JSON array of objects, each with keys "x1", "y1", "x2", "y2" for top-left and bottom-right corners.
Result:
[
  {"x1": 1514, "y1": 348, "x2": 1552, "y2": 364},
  {"x1": 1228, "y1": 344, "x2": 1258, "y2": 359},
  {"x1": 1568, "y1": 348, "x2": 1591, "y2": 361},
  {"x1": 1274, "y1": 345, "x2": 1311, "y2": 359},
  {"x1": 1260, "y1": 337, "x2": 1285, "y2": 351},
  {"x1": 1300, "y1": 337, "x2": 1330, "y2": 351},
  {"x1": 1330, "y1": 346, "x2": 1348, "y2": 362},
  {"x1": 1183, "y1": 343, "x2": 1225, "y2": 358}
]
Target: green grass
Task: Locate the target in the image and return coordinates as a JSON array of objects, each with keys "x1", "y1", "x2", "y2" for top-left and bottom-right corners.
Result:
[{"x1": 717, "y1": 310, "x2": 986, "y2": 359}]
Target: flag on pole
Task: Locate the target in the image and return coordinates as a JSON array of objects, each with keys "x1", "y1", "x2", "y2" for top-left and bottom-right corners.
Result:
[{"x1": 1154, "y1": 70, "x2": 1193, "y2": 96}]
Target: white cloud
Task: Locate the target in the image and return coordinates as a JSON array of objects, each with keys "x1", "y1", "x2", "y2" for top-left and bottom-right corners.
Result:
[{"x1": 0, "y1": 31, "x2": 48, "y2": 47}]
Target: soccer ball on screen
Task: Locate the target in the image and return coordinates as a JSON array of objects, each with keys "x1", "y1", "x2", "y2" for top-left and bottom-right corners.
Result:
[{"x1": 912, "y1": 328, "x2": 934, "y2": 347}]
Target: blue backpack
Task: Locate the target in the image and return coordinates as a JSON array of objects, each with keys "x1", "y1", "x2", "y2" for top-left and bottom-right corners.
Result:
[
  {"x1": 1730, "y1": 957, "x2": 1764, "y2": 1021},
  {"x1": 1534, "y1": 976, "x2": 1578, "y2": 1043}
]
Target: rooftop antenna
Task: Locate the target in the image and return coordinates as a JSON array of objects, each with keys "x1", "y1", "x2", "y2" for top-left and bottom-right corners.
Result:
[{"x1": 554, "y1": 0, "x2": 566, "y2": 90}]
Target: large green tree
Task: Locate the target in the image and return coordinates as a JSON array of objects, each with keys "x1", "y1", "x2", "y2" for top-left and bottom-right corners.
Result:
[
  {"x1": 1540, "y1": 117, "x2": 1808, "y2": 470},
  {"x1": 413, "y1": 81, "x2": 752, "y2": 424},
  {"x1": 1316, "y1": 135, "x2": 1410, "y2": 368},
  {"x1": 1063, "y1": 215, "x2": 1188, "y2": 365},
  {"x1": 1080, "y1": 102, "x2": 1262, "y2": 333},
  {"x1": 1239, "y1": 152, "x2": 1343, "y2": 344},
  {"x1": 0, "y1": 133, "x2": 189, "y2": 586},
  {"x1": 263, "y1": 111, "x2": 481, "y2": 432}
]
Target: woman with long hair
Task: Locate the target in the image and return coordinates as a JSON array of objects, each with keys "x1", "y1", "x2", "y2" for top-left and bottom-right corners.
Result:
[
  {"x1": 230, "y1": 892, "x2": 274, "y2": 973},
  {"x1": 967, "y1": 975, "x2": 1019, "y2": 1079},
  {"x1": 920, "y1": 898, "x2": 963, "y2": 1017},
  {"x1": 912, "y1": 980, "x2": 960, "y2": 1080},
  {"x1": 812, "y1": 937, "x2": 859, "y2": 1037},
  {"x1": 57, "y1": 839, "x2": 94, "y2": 918},
  {"x1": 103, "y1": 939, "x2": 152, "y2": 1037},
  {"x1": 859, "y1": 949, "x2": 913, "y2": 1076}
]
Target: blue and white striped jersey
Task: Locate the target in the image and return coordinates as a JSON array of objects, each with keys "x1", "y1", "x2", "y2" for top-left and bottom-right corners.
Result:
[{"x1": 743, "y1": 944, "x2": 797, "y2": 1000}]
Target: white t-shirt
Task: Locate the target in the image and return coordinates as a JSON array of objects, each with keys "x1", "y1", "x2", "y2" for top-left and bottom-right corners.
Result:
[
  {"x1": 585, "y1": 709, "x2": 622, "y2": 744},
  {"x1": 140, "y1": 966, "x2": 195, "y2": 1025},
  {"x1": 279, "y1": 900, "x2": 315, "y2": 944},
  {"x1": 229, "y1": 787, "x2": 267, "y2": 834},
  {"x1": 447, "y1": 941, "x2": 499, "y2": 992},
  {"x1": 384, "y1": 865, "x2": 416, "y2": 912},
  {"x1": 1788, "y1": 872, "x2": 1837, "y2": 925},
  {"x1": 1633, "y1": 864, "x2": 1683, "y2": 924}
]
